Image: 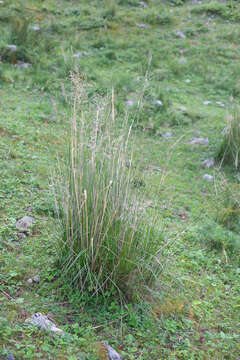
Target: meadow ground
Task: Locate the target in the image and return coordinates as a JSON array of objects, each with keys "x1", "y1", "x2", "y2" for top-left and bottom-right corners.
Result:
[{"x1": 0, "y1": 0, "x2": 240, "y2": 359}]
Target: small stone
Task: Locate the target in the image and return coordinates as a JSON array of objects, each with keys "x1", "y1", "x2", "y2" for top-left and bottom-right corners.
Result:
[
  {"x1": 102, "y1": 342, "x2": 123, "y2": 360},
  {"x1": 203, "y1": 101, "x2": 212, "y2": 105},
  {"x1": 203, "y1": 174, "x2": 213, "y2": 182},
  {"x1": 32, "y1": 275, "x2": 40, "y2": 283},
  {"x1": 31, "y1": 25, "x2": 40, "y2": 31},
  {"x1": 176, "y1": 31, "x2": 186, "y2": 39},
  {"x1": 15, "y1": 216, "x2": 35, "y2": 232},
  {"x1": 203, "y1": 158, "x2": 215, "y2": 168},
  {"x1": 216, "y1": 101, "x2": 225, "y2": 107},
  {"x1": 25, "y1": 313, "x2": 64, "y2": 335},
  {"x1": 179, "y1": 106, "x2": 187, "y2": 112},
  {"x1": 6, "y1": 45, "x2": 17, "y2": 52},
  {"x1": 27, "y1": 278, "x2": 33, "y2": 284},
  {"x1": 72, "y1": 51, "x2": 89, "y2": 58},
  {"x1": 185, "y1": 79, "x2": 191, "y2": 83},
  {"x1": 18, "y1": 232, "x2": 27, "y2": 239},
  {"x1": 139, "y1": 1, "x2": 148, "y2": 8},
  {"x1": 162, "y1": 132, "x2": 172, "y2": 138},
  {"x1": 178, "y1": 57, "x2": 187, "y2": 64},
  {"x1": 190, "y1": 137, "x2": 209, "y2": 145},
  {"x1": 125, "y1": 100, "x2": 135, "y2": 107},
  {"x1": 153, "y1": 99, "x2": 163, "y2": 107},
  {"x1": 16, "y1": 61, "x2": 32, "y2": 68},
  {"x1": 136, "y1": 23, "x2": 149, "y2": 29}
]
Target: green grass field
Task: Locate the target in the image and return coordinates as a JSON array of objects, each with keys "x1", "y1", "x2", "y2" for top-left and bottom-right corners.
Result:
[{"x1": 0, "y1": 0, "x2": 240, "y2": 359}]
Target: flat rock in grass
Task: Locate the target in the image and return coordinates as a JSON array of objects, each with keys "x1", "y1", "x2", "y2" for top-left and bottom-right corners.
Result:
[
  {"x1": 136, "y1": 23, "x2": 149, "y2": 29},
  {"x1": 6, "y1": 355, "x2": 15, "y2": 360},
  {"x1": 125, "y1": 100, "x2": 135, "y2": 107},
  {"x1": 176, "y1": 31, "x2": 186, "y2": 39},
  {"x1": 139, "y1": 1, "x2": 148, "y2": 8},
  {"x1": 162, "y1": 132, "x2": 172, "y2": 138},
  {"x1": 190, "y1": 137, "x2": 208, "y2": 145},
  {"x1": 102, "y1": 342, "x2": 123, "y2": 360},
  {"x1": 16, "y1": 61, "x2": 32, "y2": 68},
  {"x1": 203, "y1": 101, "x2": 212, "y2": 105},
  {"x1": 153, "y1": 99, "x2": 163, "y2": 107},
  {"x1": 15, "y1": 216, "x2": 35, "y2": 232},
  {"x1": 73, "y1": 51, "x2": 89, "y2": 58},
  {"x1": 203, "y1": 174, "x2": 213, "y2": 182},
  {"x1": 25, "y1": 313, "x2": 64, "y2": 335},
  {"x1": 6, "y1": 45, "x2": 17, "y2": 52},
  {"x1": 203, "y1": 158, "x2": 215, "y2": 168}
]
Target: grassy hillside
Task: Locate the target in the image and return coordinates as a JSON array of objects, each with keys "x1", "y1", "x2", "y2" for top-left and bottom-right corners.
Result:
[{"x1": 0, "y1": 0, "x2": 240, "y2": 359}]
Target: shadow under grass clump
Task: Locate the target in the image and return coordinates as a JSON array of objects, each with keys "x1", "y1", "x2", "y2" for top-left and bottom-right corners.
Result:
[{"x1": 191, "y1": 2, "x2": 240, "y2": 22}]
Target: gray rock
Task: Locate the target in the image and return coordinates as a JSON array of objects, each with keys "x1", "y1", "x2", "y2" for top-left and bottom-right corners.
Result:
[
  {"x1": 203, "y1": 101, "x2": 212, "y2": 105},
  {"x1": 6, "y1": 45, "x2": 17, "y2": 52},
  {"x1": 31, "y1": 25, "x2": 40, "y2": 31},
  {"x1": 176, "y1": 31, "x2": 186, "y2": 39},
  {"x1": 185, "y1": 79, "x2": 191, "y2": 83},
  {"x1": 25, "y1": 313, "x2": 64, "y2": 335},
  {"x1": 179, "y1": 105, "x2": 187, "y2": 112},
  {"x1": 102, "y1": 342, "x2": 123, "y2": 360},
  {"x1": 203, "y1": 174, "x2": 213, "y2": 182},
  {"x1": 139, "y1": 1, "x2": 148, "y2": 8},
  {"x1": 190, "y1": 137, "x2": 209, "y2": 145},
  {"x1": 17, "y1": 232, "x2": 27, "y2": 239},
  {"x1": 153, "y1": 99, "x2": 163, "y2": 107},
  {"x1": 27, "y1": 278, "x2": 33, "y2": 284},
  {"x1": 162, "y1": 132, "x2": 172, "y2": 138},
  {"x1": 203, "y1": 158, "x2": 215, "y2": 168},
  {"x1": 15, "y1": 216, "x2": 35, "y2": 232},
  {"x1": 73, "y1": 51, "x2": 89, "y2": 58},
  {"x1": 125, "y1": 100, "x2": 135, "y2": 107},
  {"x1": 136, "y1": 23, "x2": 149, "y2": 29},
  {"x1": 216, "y1": 101, "x2": 225, "y2": 107},
  {"x1": 32, "y1": 275, "x2": 40, "y2": 283},
  {"x1": 16, "y1": 61, "x2": 32, "y2": 68}
]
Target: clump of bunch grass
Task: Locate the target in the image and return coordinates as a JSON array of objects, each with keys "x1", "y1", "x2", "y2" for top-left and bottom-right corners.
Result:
[
  {"x1": 217, "y1": 106, "x2": 240, "y2": 169},
  {"x1": 54, "y1": 73, "x2": 164, "y2": 302}
]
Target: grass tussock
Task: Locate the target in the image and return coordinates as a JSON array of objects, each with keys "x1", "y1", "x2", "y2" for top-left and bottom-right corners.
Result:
[
  {"x1": 54, "y1": 74, "x2": 164, "y2": 302},
  {"x1": 217, "y1": 106, "x2": 240, "y2": 169}
]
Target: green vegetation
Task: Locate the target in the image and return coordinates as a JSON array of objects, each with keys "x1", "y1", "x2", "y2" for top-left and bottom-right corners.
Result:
[
  {"x1": 217, "y1": 106, "x2": 240, "y2": 169},
  {"x1": 0, "y1": 0, "x2": 240, "y2": 359}
]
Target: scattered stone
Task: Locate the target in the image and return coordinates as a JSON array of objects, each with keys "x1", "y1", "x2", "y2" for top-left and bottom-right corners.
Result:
[
  {"x1": 25, "y1": 313, "x2": 64, "y2": 335},
  {"x1": 203, "y1": 158, "x2": 215, "y2": 168},
  {"x1": 6, "y1": 45, "x2": 17, "y2": 52},
  {"x1": 72, "y1": 51, "x2": 89, "y2": 58},
  {"x1": 31, "y1": 25, "x2": 40, "y2": 31},
  {"x1": 15, "y1": 216, "x2": 35, "y2": 232},
  {"x1": 27, "y1": 278, "x2": 33, "y2": 284},
  {"x1": 216, "y1": 101, "x2": 225, "y2": 107},
  {"x1": 162, "y1": 132, "x2": 172, "y2": 138},
  {"x1": 125, "y1": 100, "x2": 135, "y2": 107},
  {"x1": 32, "y1": 275, "x2": 40, "y2": 283},
  {"x1": 17, "y1": 232, "x2": 27, "y2": 239},
  {"x1": 203, "y1": 101, "x2": 212, "y2": 105},
  {"x1": 139, "y1": 1, "x2": 148, "y2": 8},
  {"x1": 178, "y1": 57, "x2": 187, "y2": 64},
  {"x1": 16, "y1": 61, "x2": 32, "y2": 68},
  {"x1": 176, "y1": 30, "x2": 186, "y2": 39},
  {"x1": 190, "y1": 137, "x2": 209, "y2": 145},
  {"x1": 203, "y1": 174, "x2": 213, "y2": 182},
  {"x1": 179, "y1": 105, "x2": 187, "y2": 112},
  {"x1": 153, "y1": 99, "x2": 163, "y2": 107},
  {"x1": 136, "y1": 23, "x2": 149, "y2": 29},
  {"x1": 102, "y1": 342, "x2": 123, "y2": 360},
  {"x1": 185, "y1": 79, "x2": 191, "y2": 83}
]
